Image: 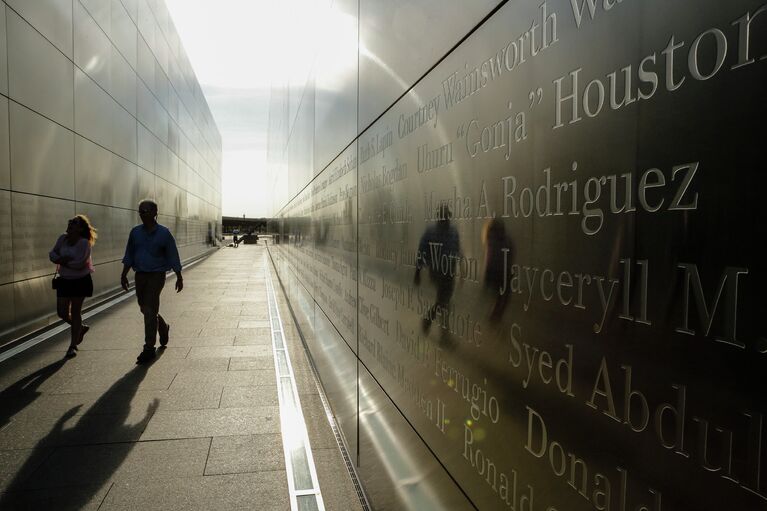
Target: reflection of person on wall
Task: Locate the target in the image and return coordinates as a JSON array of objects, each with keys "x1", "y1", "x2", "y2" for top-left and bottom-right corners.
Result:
[
  {"x1": 482, "y1": 218, "x2": 512, "y2": 323},
  {"x1": 414, "y1": 202, "x2": 460, "y2": 339}
]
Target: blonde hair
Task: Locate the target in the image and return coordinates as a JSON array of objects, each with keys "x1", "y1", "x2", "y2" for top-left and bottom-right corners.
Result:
[{"x1": 74, "y1": 214, "x2": 98, "y2": 246}]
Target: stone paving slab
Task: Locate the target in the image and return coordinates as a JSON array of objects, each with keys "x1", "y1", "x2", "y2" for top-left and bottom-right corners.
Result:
[
  {"x1": 8, "y1": 385, "x2": 225, "y2": 420},
  {"x1": 100, "y1": 471, "x2": 290, "y2": 511},
  {"x1": 140, "y1": 406, "x2": 280, "y2": 440},
  {"x1": 0, "y1": 482, "x2": 111, "y2": 510},
  {"x1": 220, "y1": 385, "x2": 279, "y2": 408},
  {"x1": 0, "y1": 245, "x2": 363, "y2": 510},
  {"x1": 205, "y1": 434, "x2": 285, "y2": 475},
  {"x1": 187, "y1": 345, "x2": 271, "y2": 359},
  {"x1": 169, "y1": 368, "x2": 275, "y2": 388},
  {"x1": 228, "y1": 356, "x2": 274, "y2": 371},
  {"x1": 0, "y1": 448, "x2": 51, "y2": 491},
  {"x1": 22, "y1": 438, "x2": 211, "y2": 489}
]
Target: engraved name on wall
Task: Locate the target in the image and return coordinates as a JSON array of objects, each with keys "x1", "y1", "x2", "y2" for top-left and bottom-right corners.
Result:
[
  {"x1": 276, "y1": 0, "x2": 767, "y2": 509},
  {"x1": 353, "y1": 1, "x2": 767, "y2": 510}
]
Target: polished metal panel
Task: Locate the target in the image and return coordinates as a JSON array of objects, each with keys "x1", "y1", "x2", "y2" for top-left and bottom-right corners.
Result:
[
  {"x1": 113, "y1": 207, "x2": 137, "y2": 257},
  {"x1": 365, "y1": 1, "x2": 767, "y2": 509},
  {"x1": 112, "y1": 96, "x2": 137, "y2": 163},
  {"x1": 13, "y1": 275, "x2": 56, "y2": 329},
  {"x1": 174, "y1": 218, "x2": 187, "y2": 246},
  {"x1": 157, "y1": 215, "x2": 181, "y2": 247},
  {"x1": 313, "y1": 0, "x2": 358, "y2": 172},
  {"x1": 177, "y1": 187, "x2": 187, "y2": 219},
  {"x1": 137, "y1": 122, "x2": 155, "y2": 172},
  {"x1": 271, "y1": 0, "x2": 767, "y2": 509},
  {"x1": 6, "y1": 9, "x2": 74, "y2": 129},
  {"x1": 154, "y1": 62, "x2": 169, "y2": 111},
  {"x1": 74, "y1": 0, "x2": 111, "y2": 94},
  {"x1": 137, "y1": 80, "x2": 155, "y2": 137},
  {"x1": 74, "y1": 67, "x2": 113, "y2": 152},
  {"x1": 74, "y1": 67, "x2": 137, "y2": 163},
  {"x1": 153, "y1": 101, "x2": 170, "y2": 147},
  {"x1": 292, "y1": 269, "x2": 316, "y2": 348},
  {"x1": 91, "y1": 260, "x2": 122, "y2": 297},
  {"x1": 154, "y1": 39, "x2": 170, "y2": 84},
  {"x1": 166, "y1": 181, "x2": 181, "y2": 217},
  {"x1": 167, "y1": 118, "x2": 179, "y2": 155},
  {"x1": 167, "y1": 85, "x2": 179, "y2": 123},
  {"x1": 11, "y1": 192, "x2": 74, "y2": 281},
  {"x1": 111, "y1": 156, "x2": 140, "y2": 211},
  {"x1": 154, "y1": 178, "x2": 169, "y2": 215},
  {"x1": 311, "y1": 144, "x2": 357, "y2": 349},
  {"x1": 0, "y1": 96, "x2": 9, "y2": 190},
  {"x1": 5, "y1": 0, "x2": 73, "y2": 58},
  {"x1": 111, "y1": 0, "x2": 137, "y2": 69},
  {"x1": 281, "y1": 188, "x2": 317, "y2": 297},
  {"x1": 121, "y1": 0, "x2": 139, "y2": 25},
  {"x1": 288, "y1": 86, "x2": 315, "y2": 199},
  {"x1": 1, "y1": 0, "x2": 221, "y2": 343},
  {"x1": 186, "y1": 193, "x2": 197, "y2": 219},
  {"x1": 137, "y1": 0, "x2": 156, "y2": 55},
  {"x1": 176, "y1": 160, "x2": 188, "y2": 191},
  {"x1": 9, "y1": 101, "x2": 75, "y2": 199},
  {"x1": 74, "y1": 202, "x2": 115, "y2": 262},
  {"x1": 0, "y1": 190, "x2": 12, "y2": 285},
  {"x1": 156, "y1": 143, "x2": 178, "y2": 185},
  {"x1": 358, "y1": 0, "x2": 501, "y2": 131},
  {"x1": 357, "y1": 364, "x2": 474, "y2": 510},
  {"x1": 75, "y1": 135, "x2": 138, "y2": 209},
  {"x1": 111, "y1": 46, "x2": 138, "y2": 118},
  {"x1": 0, "y1": 284, "x2": 13, "y2": 335},
  {"x1": 0, "y1": 5, "x2": 8, "y2": 97},
  {"x1": 79, "y1": 0, "x2": 112, "y2": 39},
  {"x1": 313, "y1": 305, "x2": 358, "y2": 455},
  {"x1": 136, "y1": 35, "x2": 156, "y2": 99}
]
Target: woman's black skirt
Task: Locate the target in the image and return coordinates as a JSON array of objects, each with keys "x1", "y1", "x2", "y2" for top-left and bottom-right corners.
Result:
[{"x1": 56, "y1": 274, "x2": 94, "y2": 298}]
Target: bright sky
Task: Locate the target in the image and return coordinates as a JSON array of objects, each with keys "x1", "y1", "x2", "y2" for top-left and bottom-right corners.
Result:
[{"x1": 165, "y1": 0, "x2": 306, "y2": 218}]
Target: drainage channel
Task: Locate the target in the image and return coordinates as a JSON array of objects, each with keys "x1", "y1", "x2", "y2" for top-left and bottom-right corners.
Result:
[{"x1": 265, "y1": 256, "x2": 326, "y2": 511}]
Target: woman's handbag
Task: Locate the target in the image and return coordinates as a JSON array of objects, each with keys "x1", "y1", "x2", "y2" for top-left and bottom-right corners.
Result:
[{"x1": 52, "y1": 269, "x2": 61, "y2": 290}]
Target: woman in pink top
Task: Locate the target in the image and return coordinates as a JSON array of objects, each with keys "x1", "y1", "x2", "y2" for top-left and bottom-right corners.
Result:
[{"x1": 49, "y1": 215, "x2": 98, "y2": 358}]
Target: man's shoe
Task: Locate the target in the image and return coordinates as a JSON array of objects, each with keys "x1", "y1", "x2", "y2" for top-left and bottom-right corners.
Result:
[
  {"x1": 159, "y1": 323, "x2": 170, "y2": 347},
  {"x1": 136, "y1": 347, "x2": 156, "y2": 364}
]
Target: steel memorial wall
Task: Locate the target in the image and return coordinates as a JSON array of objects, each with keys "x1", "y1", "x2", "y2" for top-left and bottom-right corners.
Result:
[
  {"x1": 0, "y1": 0, "x2": 222, "y2": 344},
  {"x1": 269, "y1": 1, "x2": 767, "y2": 509}
]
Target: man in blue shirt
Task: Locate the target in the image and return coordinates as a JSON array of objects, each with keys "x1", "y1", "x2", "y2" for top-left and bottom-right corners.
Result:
[
  {"x1": 121, "y1": 199, "x2": 183, "y2": 364},
  {"x1": 413, "y1": 202, "x2": 461, "y2": 341}
]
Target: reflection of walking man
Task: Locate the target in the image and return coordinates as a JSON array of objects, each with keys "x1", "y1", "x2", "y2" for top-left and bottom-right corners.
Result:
[
  {"x1": 414, "y1": 203, "x2": 460, "y2": 336},
  {"x1": 120, "y1": 200, "x2": 183, "y2": 364}
]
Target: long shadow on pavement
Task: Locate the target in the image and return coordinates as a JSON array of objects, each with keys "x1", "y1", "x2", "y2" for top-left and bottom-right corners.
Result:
[
  {"x1": 0, "y1": 359, "x2": 68, "y2": 430},
  {"x1": 0, "y1": 356, "x2": 161, "y2": 510}
]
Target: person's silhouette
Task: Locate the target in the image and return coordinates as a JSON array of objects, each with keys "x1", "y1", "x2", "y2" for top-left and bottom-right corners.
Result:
[
  {"x1": 0, "y1": 366, "x2": 157, "y2": 509},
  {"x1": 414, "y1": 202, "x2": 461, "y2": 341}
]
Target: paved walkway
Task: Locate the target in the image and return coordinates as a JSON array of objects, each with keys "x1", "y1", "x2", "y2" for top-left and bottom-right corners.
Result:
[{"x1": 0, "y1": 244, "x2": 363, "y2": 511}]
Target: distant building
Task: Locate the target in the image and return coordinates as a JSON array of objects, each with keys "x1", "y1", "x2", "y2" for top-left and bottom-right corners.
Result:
[{"x1": 222, "y1": 216, "x2": 266, "y2": 234}]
